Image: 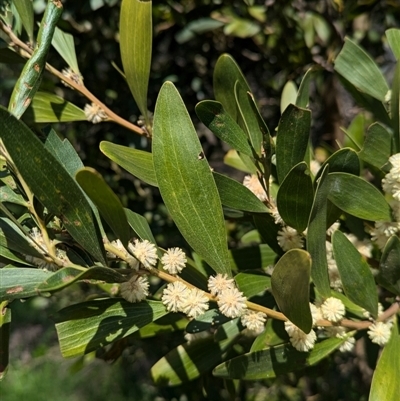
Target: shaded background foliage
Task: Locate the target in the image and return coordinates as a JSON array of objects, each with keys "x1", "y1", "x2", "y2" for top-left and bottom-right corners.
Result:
[{"x1": 0, "y1": 0, "x2": 399, "y2": 400}]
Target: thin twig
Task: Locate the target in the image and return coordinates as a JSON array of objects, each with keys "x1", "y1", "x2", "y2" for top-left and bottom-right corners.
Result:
[{"x1": 0, "y1": 20, "x2": 145, "y2": 136}]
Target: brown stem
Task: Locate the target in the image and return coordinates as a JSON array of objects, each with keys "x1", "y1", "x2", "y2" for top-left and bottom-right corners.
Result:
[{"x1": 0, "y1": 20, "x2": 145, "y2": 136}]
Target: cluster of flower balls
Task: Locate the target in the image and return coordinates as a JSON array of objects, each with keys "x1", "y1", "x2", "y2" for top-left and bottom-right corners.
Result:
[{"x1": 110, "y1": 239, "x2": 267, "y2": 334}]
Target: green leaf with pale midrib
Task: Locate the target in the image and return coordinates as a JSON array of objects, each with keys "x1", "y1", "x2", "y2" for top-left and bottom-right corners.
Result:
[
  {"x1": 152, "y1": 82, "x2": 231, "y2": 276},
  {"x1": 51, "y1": 26, "x2": 80, "y2": 73}
]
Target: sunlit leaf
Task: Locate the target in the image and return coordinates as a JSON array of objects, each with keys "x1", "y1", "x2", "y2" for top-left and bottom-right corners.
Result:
[
  {"x1": 235, "y1": 271, "x2": 271, "y2": 298},
  {"x1": 55, "y1": 299, "x2": 168, "y2": 357},
  {"x1": 152, "y1": 82, "x2": 231, "y2": 276},
  {"x1": 280, "y1": 81, "x2": 297, "y2": 114},
  {"x1": 125, "y1": 208, "x2": 156, "y2": 244},
  {"x1": 51, "y1": 26, "x2": 80, "y2": 73},
  {"x1": 100, "y1": 141, "x2": 157, "y2": 187},
  {"x1": 13, "y1": 0, "x2": 34, "y2": 42},
  {"x1": 334, "y1": 38, "x2": 389, "y2": 102},
  {"x1": 120, "y1": 0, "x2": 152, "y2": 121},
  {"x1": 386, "y1": 28, "x2": 400, "y2": 60}
]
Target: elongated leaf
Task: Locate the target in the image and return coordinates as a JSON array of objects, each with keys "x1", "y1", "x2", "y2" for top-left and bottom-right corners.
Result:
[
  {"x1": 195, "y1": 100, "x2": 253, "y2": 156},
  {"x1": 277, "y1": 162, "x2": 313, "y2": 232},
  {"x1": 253, "y1": 213, "x2": 283, "y2": 256},
  {"x1": 0, "y1": 245, "x2": 30, "y2": 265},
  {"x1": 24, "y1": 92, "x2": 86, "y2": 123},
  {"x1": 281, "y1": 81, "x2": 297, "y2": 113},
  {"x1": 0, "y1": 217, "x2": 42, "y2": 258},
  {"x1": 120, "y1": 0, "x2": 152, "y2": 121},
  {"x1": 51, "y1": 26, "x2": 80, "y2": 73},
  {"x1": 235, "y1": 81, "x2": 262, "y2": 154},
  {"x1": 224, "y1": 149, "x2": 257, "y2": 173},
  {"x1": 37, "y1": 266, "x2": 125, "y2": 294},
  {"x1": 151, "y1": 336, "x2": 230, "y2": 386},
  {"x1": 213, "y1": 337, "x2": 346, "y2": 379},
  {"x1": 358, "y1": 123, "x2": 392, "y2": 170},
  {"x1": 315, "y1": 148, "x2": 360, "y2": 184},
  {"x1": 55, "y1": 299, "x2": 167, "y2": 357},
  {"x1": 391, "y1": 60, "x2": 400, "y2": 152},
  {"x1": 271, "y1": 249, "x2": 312, "y2": 333},
  {"x1": 14, "y1": 0, "x2": 34, "y2": 42},
  {"x1": 175, "y1": 18, "x2": 224, "y2": 44},
  {"x1": 386, "y1": 28, "x2": 400, "y2": 60},
  {"x1": 275, "y1": 104, "x2": 311, "y2": 183},
  {"x1": 213, "y1": 54, "x2": 251, "y2": 122},
  {"x1": 152, "y1": 82, "x2": 231, "y2": 276},
  {"x1": 379, "y1": 236, "x2": 400, "y2": 295},
  {"x1": 0, "y1": 268, "x2": 52, "y2": 302},
  {"x1": 125, "y1": 208, "x2": 156, "y2": 244},
  {"x1": 334, "y1": 38, "x2": 389, "y2": 102},
  {"x1": 44, "y1": 129, "x2": 106, "y2": 238},
  {"x1": 138, "y1": 314, "x2": 187, "y2": 338},
  {"x1": 0, "y1": 107, "x2": 106, "y2": 264},
  {"x1": 230, "y1": 244, "x2": 276, "y2": 272},
  {"x1": 307, "y1": 165, "x2": 331, "y2": 298},
  {"x1": 213, "y1": 172, "x2": 269, "y2": 213},
  {"x1": 327, "y1": 173, "x2": 392, "y2": 221},
  {"x1": 0, "y1": 186, "x2": 27, "y2": 206},
  {"x1": 235, "y1": 271, "x2": 271, "y2": 298},
  {"x1": 100, "y1": 141, "x2": 157, "y2": 186},
  {"x1": 369, "y1": 323, "x2": 400, "y2": 401},
  {"x1": 296, "y1": 67, "x2": 319, "y2": 108},
  {"x1": 0, "y1": 305, "x2": 11, "y2": 380},
  {"x1": 76, "y1": 167, "x2": 130, "y2": 246},
  {"x1": 332, "y1": 230, "x2": 378, "y2": 317},
  {"x1": 8, "y1": 0, "x2": 63, "y2": 119}
]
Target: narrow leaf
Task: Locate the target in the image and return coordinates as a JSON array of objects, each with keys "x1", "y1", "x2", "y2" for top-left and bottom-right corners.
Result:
[
  {"x1": 100, "y1": 141, "x2": 157, "y2": 187},
  {"x1": 55, "y1": 299, "x2": 168, "y2": 357},
  {"x1": 271, "y1": 249, "x2": 312, "y2": 333},
  {"x1": 280, "y1": 81, "x2": 297, "y2": 114},
  {"x1": 332, "y1": 230, "x2": 378, "y2": 317},
  {"x1": 369, "y1": 323, "x2": 400, "y2": 401},
  {"x1": 277, "y1": 162, "x2": 313, "y2": 232},
  {"x1": 213, "y1": 53, "x2": 251, "y2": 122},
  {"x1": 13, "y1": 0, "x2": 34, "y2": 42},
  {"x1": 275, "y1": 104, "x2": 311, "y2": 183},
  {"x1": 125, "y1": 208, "x2": 156, "y2": 244},
  {"x1": 334, "y1": 38, "x2": 389, "y2": 102},
  {"x1": 213, "y1": 337, "x2": 346, "y2": 380},
  {"x1": 307, "y1": 165, "x2": 331, "y2": 298},
  {"x1": 152, "y1": 82, "x2": 231, "y2": 276},
  {"x1": 0, "y1": 107, "x2": 106, "y2": 264},
  {"x1": 120, "y1": 0, "x2": 152, "y2": 121},
  {"x1": 386, "y1": 28, "x2": 400, "y2": 60},
  {"x1": 76, "y1": 167, "x2": 131, "y2": 247},
  {"x1": 213, "y1": 172, "x2": 269, "y2": 213},
  {"x1": 0, "y1": 268, "x2": 52, "y2": 302},
  {"x1": 51, "y1": 26, "x2": 80, "y2": 73},
  {"x1": 195, "y1": 100, "x2": 253, "y2": 156},
  {"x1": 24, "y1": 92, "x2": 86, "y2": 123},
  {"x1": 37, "y1": 266, "x2": 125, "y2": 294},
  {"x1": 296, "y1": 67, "x2": 319, "y2": 108},
  {"x1": 327, "y1": 173, "x2": 392, "y2": 221}
]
